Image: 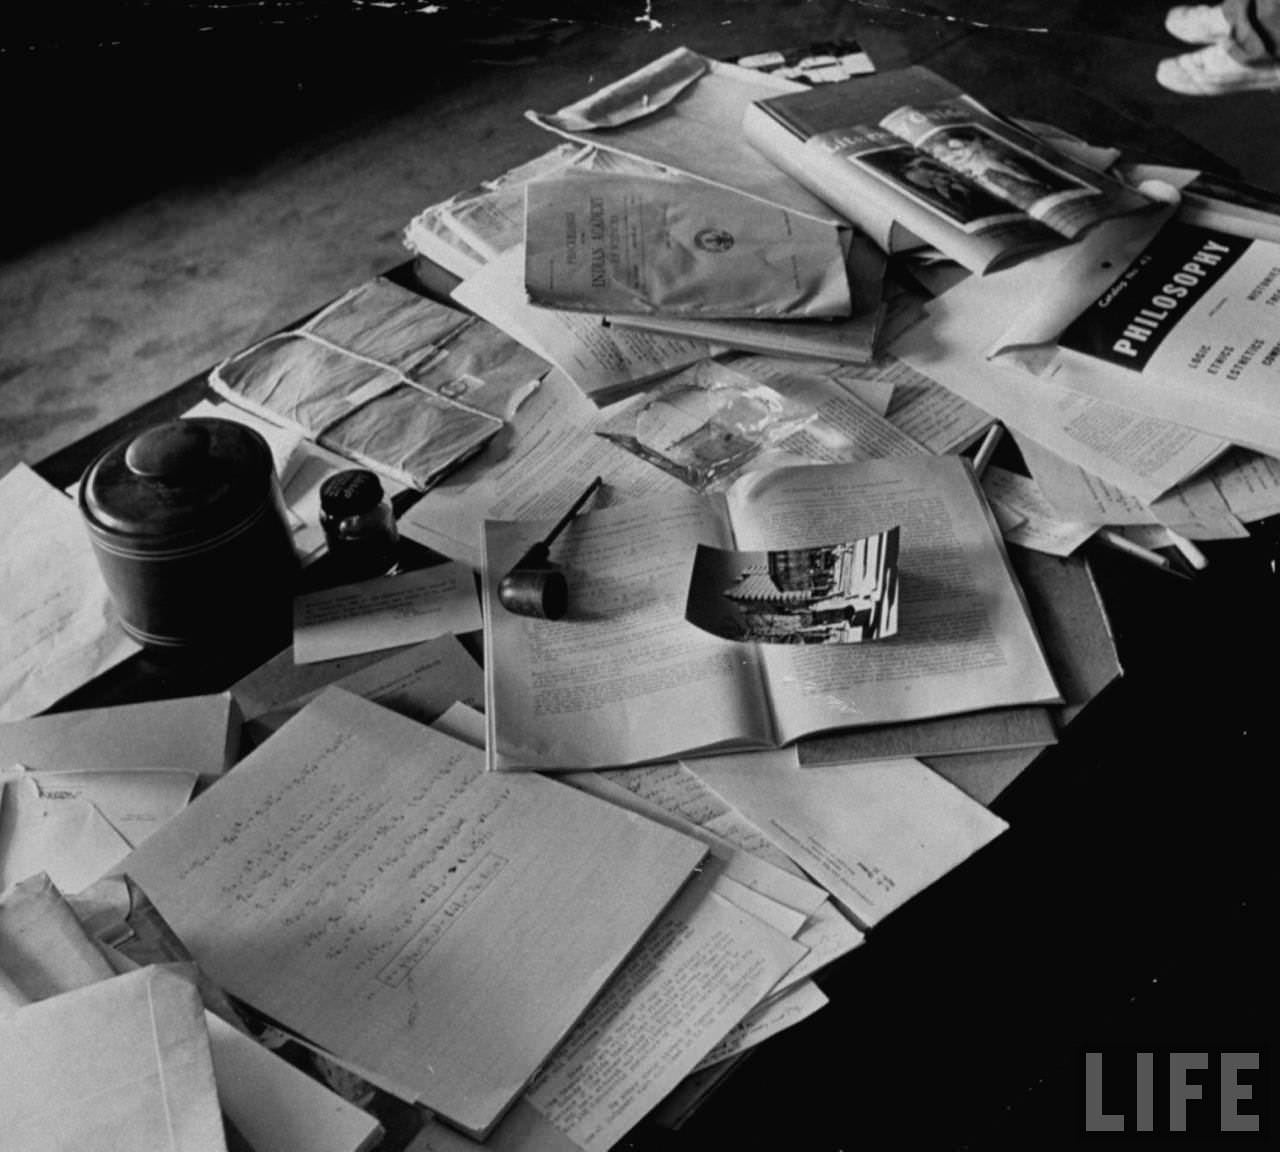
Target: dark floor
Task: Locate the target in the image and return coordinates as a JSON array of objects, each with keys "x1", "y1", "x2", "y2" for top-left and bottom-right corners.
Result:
[
  {"x1": 2, "y1": 3, "x2": 1277, "y2": 1148},
  {"x1": 4, "y1": 0, "x2": 1280, "y2": 477}
]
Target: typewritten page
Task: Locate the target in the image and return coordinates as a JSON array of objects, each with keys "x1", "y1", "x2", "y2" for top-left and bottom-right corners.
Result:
[
  {"x1": 484, "y1": 491, "x2": 776, "y2": 770},
  {"x1": 723, "y1": 457, "x2": 1060, "y2": 741}
]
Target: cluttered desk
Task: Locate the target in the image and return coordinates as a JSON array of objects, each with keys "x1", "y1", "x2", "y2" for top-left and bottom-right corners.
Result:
[{"x1": 3, "y1": 27, "x2": 1278, "y2": 1152}]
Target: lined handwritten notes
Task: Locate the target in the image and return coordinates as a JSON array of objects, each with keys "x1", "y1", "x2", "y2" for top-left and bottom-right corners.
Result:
[
  {"x1": 292, "y1": 562, "x2": 482, "y2": 664},
  {"x1": 122, "y1": 688, "x2": 705, "y2": 1137}
]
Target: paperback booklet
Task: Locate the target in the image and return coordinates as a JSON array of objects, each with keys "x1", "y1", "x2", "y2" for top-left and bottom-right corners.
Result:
[
  {"x1": 523, "y1": 169, "x2": 853, "y2": 320},
  {"x1": 743, "y1": 66, "x2": 1151, "y2": 275},
  {"x1": 482, "y1": 456, "x2": 1060, "y2": 771}
]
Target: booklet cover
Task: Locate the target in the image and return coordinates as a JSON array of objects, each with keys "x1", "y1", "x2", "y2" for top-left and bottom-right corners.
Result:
[{"x1": 523, "y1": 170, "x2": 853, "y2": 320}]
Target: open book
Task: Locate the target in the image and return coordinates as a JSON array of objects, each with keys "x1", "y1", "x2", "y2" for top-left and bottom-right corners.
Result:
[
  {"x1": 482, "y1": 456, "x2": 1060, "y2": 771},
  {"x1": 743, "y1": 66, "x2": 1151, "y2": 275}
]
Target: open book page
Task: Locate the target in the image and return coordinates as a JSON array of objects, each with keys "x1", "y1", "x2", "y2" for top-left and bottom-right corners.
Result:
[
  {"x1": 396, "y1": 369, "x2": 688, "y2": 570},
  {"x1": 880, "y1": 96, "x2": 1148, "y2": 240},
  {"x1": 483, "y1": 493, "x2": 776, "y2": 771},
  {"x1": 121, "y1": 688, "x2": 707, "y2": 1137},
  {"x1": 722, "y1": 457, "x2": 1060, "y2": 741}
]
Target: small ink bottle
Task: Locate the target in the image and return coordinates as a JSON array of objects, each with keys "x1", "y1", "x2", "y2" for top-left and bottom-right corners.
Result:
[{"x1": 319, "y1": 468, "x2": 399, "y2": 581}]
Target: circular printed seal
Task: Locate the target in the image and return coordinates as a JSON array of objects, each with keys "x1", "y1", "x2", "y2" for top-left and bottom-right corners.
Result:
[{"x1": 694, "y1": 228, "x2": 735, "y2": 253}]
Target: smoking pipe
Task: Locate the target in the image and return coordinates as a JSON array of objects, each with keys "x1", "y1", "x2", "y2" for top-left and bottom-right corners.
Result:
[{"x1": 498, "y1": 476, "x2": 603, "y2": 620}]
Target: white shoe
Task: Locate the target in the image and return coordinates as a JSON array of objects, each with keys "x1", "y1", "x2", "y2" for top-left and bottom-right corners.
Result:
[
  {"x1": 1157, "y1": 40, "x2": 1280, "y2": 94},
  {"x1": 1164, "y1": 4, "x2": 1232, "y2": 44}
]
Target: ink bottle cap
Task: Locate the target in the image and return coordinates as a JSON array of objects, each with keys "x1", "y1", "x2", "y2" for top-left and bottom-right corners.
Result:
[{"x1": 319, "y1": 468, "x2": 399, "y2": 580}]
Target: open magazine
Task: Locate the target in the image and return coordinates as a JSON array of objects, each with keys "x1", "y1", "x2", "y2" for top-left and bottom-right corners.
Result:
[
  {"x1": 482, "y1": 456, "x2": 1060, "y2": 772},
  {"x1": 744, "y1": 66, "x2": 1153, "y2": 274}
]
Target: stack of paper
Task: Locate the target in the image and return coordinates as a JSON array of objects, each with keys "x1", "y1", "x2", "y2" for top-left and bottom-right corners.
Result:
[
  {"x1": 0, "y1": 873, "x2": 385, "y2": 1152},
  {"x1": 120, "y1": 688, "x2": 709, "y2": 1138}
]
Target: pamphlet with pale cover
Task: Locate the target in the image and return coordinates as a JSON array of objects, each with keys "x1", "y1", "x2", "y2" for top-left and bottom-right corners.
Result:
[{"x1": 523, "y1": 169, "x2": 852, "y2": 320}]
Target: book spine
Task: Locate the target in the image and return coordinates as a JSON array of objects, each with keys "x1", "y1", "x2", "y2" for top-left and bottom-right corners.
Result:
[
  {"x1": 743, "y1": 102, "x2": 898, "y2": 252},
  {"x1": 750, "y1": 96, "x2": 815, "y2": 144}
]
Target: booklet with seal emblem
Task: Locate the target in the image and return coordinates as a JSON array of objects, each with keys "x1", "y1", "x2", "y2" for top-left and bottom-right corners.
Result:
[{"x1": 523, "y1": 169, "x2": 853, "y2": 320}]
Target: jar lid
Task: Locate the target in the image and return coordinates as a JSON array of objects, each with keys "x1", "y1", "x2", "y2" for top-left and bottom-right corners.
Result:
[
  {"x1": 79, "y1": 417, "x2": 275, "y2": 545},
  {"x1": 320, "y1": 469, "x2": 385, "y2": 518}
]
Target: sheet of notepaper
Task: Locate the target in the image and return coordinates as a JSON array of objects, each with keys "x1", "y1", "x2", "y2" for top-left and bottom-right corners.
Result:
[
  {"x1": 414, "y1": 873, "x2": 806, "y2": 1152},
  {"x1": 687, "y1": 746, "x2": 1009, "y2": 928},
  {"x1": 0, "y1": 464, "x2": 141, "y2": 723},
  {"x1": 122, "y1": 688, "x2": 706, "y2": 1137},
  {"x1": 291, "y1": 562, "x2": 482, "y2": 664}
]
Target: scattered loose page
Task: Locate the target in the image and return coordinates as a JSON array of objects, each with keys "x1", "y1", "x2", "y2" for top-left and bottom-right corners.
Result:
[
  {"x1": 692, "y1": 977, "x2": 829, "y2": 1071},
  {"x1": 888, "y1": 244, "x2": 1227, "y2": 503},
  {"x1": 415, "y1": 873, "x2": 807, "y2": 1152},
  {"x1": 528, "y1": 47, "x2": 841, "y2": 224},
  {"x1": 23, "y1": 769, "x2": 198, "y2": 848},
  {"x1": 518, "y1": 881, "x2": 805, "y2": 1152},
  {"x1": 597, "y1": 759, "x2": 802, "y2": 875},
  {"x1": 566, "y1": 763, "x2": 865, "y2": 989},
  {"x1": 397, "y1": 369, "x2": 687, "y2": 570},
  {"x1": 0, "y1": 464, "x2": 140, "y2": 723},
  {"x1": 122, "y1": 688, "x2": 707, "y2": 1138},
  {"x1": 205, "y1": 1013, "x2": 384, "y2": 1152},
  {"x1": 431, "y1": 700, "x2": 487, "y2": 749},
  {"x1": 686, "y1": 746, "x2": 1009, "y2": 927},
  {"x1": 1015, "y1": 433, "x2": 1247, "y2": 540},
  {"x1": 981, "y1": 465, "x2": 1097, "y2": 556},
  {"x1": 292, "y1": 562, "x2": 482, "y2": 665},
  {"x1": 0, "y1": 872, "x2": 116, "y2": 1000},
  {"x1": 0, "y1": 692, "x2": 239, "y2": 785},
  {"x1": 452, "y1": 245, "x2": 716, "y2": 402},
  {"x1": 1204, "y1": 447, "x2": 1280, "y2": 522},
  {"x1": 0, "y1": 964, "x2": 227, "y2": 1152},
  {"x1": 566, "y1": 768, "x2": 828, "y2": 920},
  {"x1": 246, "y1": 635, "x2": 484, "y2": 744},
  {"x1": 0, "y1": 775, "x2": 133, "y2": 894}
]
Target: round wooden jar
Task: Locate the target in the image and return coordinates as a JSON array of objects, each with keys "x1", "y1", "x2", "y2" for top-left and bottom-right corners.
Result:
[{"x1": 78, "y1": 417, "x2": 299, "y2": 648}]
